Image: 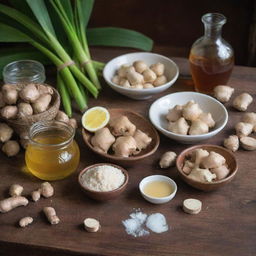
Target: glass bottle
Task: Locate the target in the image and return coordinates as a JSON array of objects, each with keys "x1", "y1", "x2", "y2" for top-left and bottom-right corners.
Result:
[
  {"x1": 3, "y1": 60, "x2": 46, "y2": 84},
  {"x1": 189, "y1": 13, "x2": 234, "y2": 94},
  {"x1": 25, "y1": 120, "x2": 80, "y2": 181}
]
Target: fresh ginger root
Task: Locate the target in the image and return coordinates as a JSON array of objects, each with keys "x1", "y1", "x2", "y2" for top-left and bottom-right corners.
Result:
[
  {"x1": 235, "y1": 122, "x2": 253, "y2": 138},
  {"x1": 211, "y1": 165, "x2": 230, "y2": 180},
  {"x1": 1, "y1": 105, "x2": 18, "y2": 119},
  {"x1": 189, "y1": 119, "x2": 209, "y2": 135},
  {"x1": 188, "y1": 167, "x2": 216, "y2": 182},
  {"x1": 240, "y1": 136, "x2": 256, "y2": 151},
  {"x1": 31, "y1": 190, "x2": 41, "y2": 202},
  {"x1": 109, "y1": 116, "x2": 136, "y2": 136},
  {"x1": 40, "y1": 182, "x2": 54, "y2": 198},
  {"x1": 91, "y1": 127, "x2": 115, "y2": 153},
  {"x1": 32, "y1": 94, "x2": 52, "y2": 113},
  {"x1": 133, "y1": 129, "x2": 152, "y2": 153},
  {"x1": 133, "y1": 61, "x2": 148, "y2": 74},
  {"x1": 9, "y1": 184, "x2": 23, "y2": 197},
  {"x1": 223, "y1": 135, "x2": 239, "y2": 152},
  {"x1": 168, "y1": 117, "x2": 189, "y2": 135},
  {"x1": 112, "y1": 136, "x2": 137, "y2": 157},
  {"x1": 182, "y1": 100, "x2": 203, "y2": 121},
  {"x1": 213, "y1": 85, "x2": 234, "y2": 103},
  {"x1": 233, "y1": 93, "x2": 253, "y2": 111},
  {"x1": 0, "y1": 196, "x2": 28, "y2": 213},
  {"x1": 0, "y1": 123, "x2": 13, "y2": 143},
  {"x1": 19, "y1": 83, "x2": 40, "y2": 103},
  {"x1": 191, "y1": 148, "x2": 209, "y2": 167},
  {"x1": 159, "y1": 151, "x2": 177, "y2": 168},
  {"x1": 198, "y1": 112, "x2": 215, "y2": 128},
  {"x1": 166, "y1": 105, "x2": 183, "y2": 122},
  {"x1": 19, "y1": 216, "x2": 33, "y2": 228},
  {"x1": 17, "y1": 102, "x2": 33, "y2": 118},
  {"x1": 2, "y1": 140, "x2": 20, "y2": 157},
  {"x1": 43, "y1": 207, "x2": 60, "y2": 225},
  {"x1": 84, "y1": 218, "x2": 100, "y2": 232},
  {"x1": 55, "y1": 110, "x2": 69, "y2": 123},
  {"x1": 242, "y1": 112, "x2": 256, "y2": 132},
  {"x1": 201, "y1": 151, "x2": 226, "y2": 169}
]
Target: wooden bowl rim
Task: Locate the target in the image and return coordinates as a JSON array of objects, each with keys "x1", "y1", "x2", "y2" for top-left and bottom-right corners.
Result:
[
  {"x1": 82, "y1": 108, "x2": 160, "y2": 161},
  {"x1": 78, "y1": 163, "x2": 129, "y2": 194},
  {"x1": 176, "y1": 144, "x2": 238, "y2": 185}
]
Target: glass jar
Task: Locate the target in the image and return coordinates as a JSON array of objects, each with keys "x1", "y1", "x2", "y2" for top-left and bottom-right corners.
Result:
[
  {"x1": 25, "y1": 120, "x2": 80, "y2": 181},
  {"x1": 189, "y1": 13, "x2": 234, "y2": 94},
  {"x1": 3, "y1": 60, "x2": 46, "y2": 84}
]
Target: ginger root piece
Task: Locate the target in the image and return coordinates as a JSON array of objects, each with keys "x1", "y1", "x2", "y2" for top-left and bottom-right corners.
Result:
[
  {"x1": 17, "y1": 103, "x2": 33, "y2": 118},
  {"x1": 109, "y1": 116, "x2": 136, "y2": 136},
  {"x1": 235, "y1": 122, "x2": 253, "y2": 138},
  {"x1": 166, "y1": 105, "x2": 183, "y2": 122},
  {"x1": 159, "y1": 151, "x2": 177, "y2": 168},
  {"x1": 198, "y1": 112, "x2": 215, "y2": 128},
  {"x1": 84, "y1": 218, "x2": 100, "y2": 232},
  {"x1": 126, "y1": 70, "x2": 144, "y2": 85},
  {"x1": 153, "y1": 75, "x2": 167, "y2": 86},
  {"x1": 188, "y1": 167, "x2": 216, "y2": 182},
  {"x1": 1, "y1": 105, "x2": 18, "y2": 119},
  {"x1": 36, "y1": 84, "x2": 53, "y2": 95},
  {"x1": 2, "y1": 87, "x2": 18, "y2": 105},
  {"x1": 131, "y1": 84, "x2": 143, "y2": 89},
  {"x1": 68, "y1": 118, "x2": 78, "y2": 129},
  {"x1": 189, "y1": 120, "x2": 209, "y2": 135},
  {"x1": 150, "y1": 62, "x2": 165, "y2": 76},
  {"x1": 142, "y1": 69, "x2": 157, "y2": 83},
  {"x1": 40, "y1": 182, "x2": 54, "y2": 198},
  {"x1": 19, "y1": 216, "x2": 33, "y2": 228},
  {"x1": 223, "y1": 135, "x2": 239, "y2": 152},
  {"x1": 182, "y1": 100, "x2": 203, "y2": 121},
  {"x1": 240, "y1": 136, "x2": 256, "y2": 151},
  {"x1": 111, "y1": 75, "x2": 120, "y2": 85},
  {"x1": 112, "y1": 136, "x2": 137, "y2": 157},
  {"x1": 211, "y1": 165, "x2": 230, "y2": 180},
  {"x1": 119, "y1": 79, "x2": 131, "y2": 88},
  {"x1": 242, "y1": 112, "x2": 256, "y2": 132},
  {"x1": 233, "y1": 93, "x2": 253, "y2": 111},
  {"x1": 213, "y1": 85, "x2": 234, "y2": 103},
  {"x1": 19, "y1": 83, "x2": 40, "y2": 103},
  {"x1": 182, "y1": 160, "x2": 194, "y2": 175},
  {"x1": 143, "y1": 83, "x2": 154, "y2": 89},
  {"x1": 0, "y1": 123, "x2": 13, "y2": 143},
  {"x1": 117, "y1": 65, "x2": 134, "y2": 78},
  {"x1": 32, "y1": 94, "x2": 52, "y2": 113},
  {"x1": 133, "y1": 129, "x2": 152, "y2": 152},
  {"x1": 191, "y1": 148, "x2": 209, "y2": 167},
  {"x1": 0, "y1": 196, "x2": 28, "y2": 213},
  {"x1": 183, "y1": 198, "x2": 202, "y2": 214},
  {"x1": 9, "y1": 184, "x2": 23, "y2": 197},
  {"x1": 201, "y1": 151, "x2": 226, "y2": 169},
  {"x1": 168, "y1": 117, "x2": 189, "y2": 135},
  {"x1": 91, "y1": 127, "x2": 115, "y2": 153},
  {"x1": 55, "y1": 110, "x2": 69, "y2": 123},
  {"x1": 133, "y1": 61, "x2": 148, "y2": 74},
  {"x1": 43, "y1": 207, "x2": 60, "y2": 225},
  {"x1": 31, "y1": 190, "x2": 41, "y2": 202},
  {"x1": 2, "y1": 140, "x2": 20, "y2": 157}
]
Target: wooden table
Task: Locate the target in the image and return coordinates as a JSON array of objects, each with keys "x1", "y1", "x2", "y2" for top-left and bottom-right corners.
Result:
[{"x1": 0, "y1": 51, "x2": 256, "y2": 256}]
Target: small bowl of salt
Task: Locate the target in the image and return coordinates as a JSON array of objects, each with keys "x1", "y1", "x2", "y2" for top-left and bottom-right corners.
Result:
[{"x1": 78, "y1": 163, "x2": 129, "y2": 201}]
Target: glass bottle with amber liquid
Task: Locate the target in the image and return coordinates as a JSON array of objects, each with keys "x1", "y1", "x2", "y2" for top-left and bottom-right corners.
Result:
[{"x1": 189, "y1": 13, "x2": 234, "y2": 94}]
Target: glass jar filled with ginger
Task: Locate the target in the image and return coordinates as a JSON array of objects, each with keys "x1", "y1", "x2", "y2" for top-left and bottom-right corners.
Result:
[{"x1": 25, "y1": 120, "x2": 80, "y2": 181}]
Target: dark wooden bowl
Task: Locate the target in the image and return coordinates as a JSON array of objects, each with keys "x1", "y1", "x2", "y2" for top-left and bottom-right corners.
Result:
[
  {"x1": 78, "y1": 163, "x2": 129, "y2": 201},
  {"x1": 176, "y1": 144, "x2": 238, "y2": 191},
  {"x1": 82, "y1": 108, "x2": 160, "y2": 166}
]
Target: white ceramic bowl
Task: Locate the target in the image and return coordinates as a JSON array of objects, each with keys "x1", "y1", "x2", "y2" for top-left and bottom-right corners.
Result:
[
  {"x1": 103, "y1": 52, "x2": 179, "y2": 100},
  {"x1": 139, "y1": 175, "x2": 177, "y2": 204},
  {"x1": 149, "y1": 92, "x2": 228, "y2": 144}
]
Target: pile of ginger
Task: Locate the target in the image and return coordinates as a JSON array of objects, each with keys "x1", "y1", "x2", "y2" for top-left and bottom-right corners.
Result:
[
  {"x1": 90, "y1": 115, "x2": 152, "y2": 157},
  {"x1": 182, "y1": 148, "x2": 230, "y2": 182},
  {"x1": 166, "y1": 100, "x2": 215, "y2": 135}
]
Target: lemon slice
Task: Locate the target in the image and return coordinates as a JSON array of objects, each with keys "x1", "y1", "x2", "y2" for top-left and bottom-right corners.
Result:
[{"x1": 82, "y1": 106, "x2": 110, "y2": 132}]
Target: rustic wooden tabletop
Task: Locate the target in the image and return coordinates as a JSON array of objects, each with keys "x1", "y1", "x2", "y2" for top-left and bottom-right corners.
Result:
[{"x1": 0, "y1": 50, "x2": 255, "y2": 256}]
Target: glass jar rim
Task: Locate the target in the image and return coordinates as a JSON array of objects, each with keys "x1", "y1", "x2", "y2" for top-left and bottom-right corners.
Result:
[
  {"x1": 28, "y1": 120, "x2": 75, "y2": 148},
  {"x1": 202, "y1": 13, "x2": 226, "y2": 26}
]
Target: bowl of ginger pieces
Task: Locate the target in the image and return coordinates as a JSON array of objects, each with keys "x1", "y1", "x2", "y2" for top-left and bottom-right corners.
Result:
[
  {"x1": 176, "y1": 144, "x2": 238, "y2": 191},
  {"x1": 103, "y1": 52, "x2": 179, "y2": 100},
  {"x1": 82, "y1": 108, "x2": 160, "y2": 166}
]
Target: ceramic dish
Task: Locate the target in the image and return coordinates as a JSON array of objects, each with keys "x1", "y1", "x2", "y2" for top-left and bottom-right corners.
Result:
[
  {"x1": 176, "y1": 144, "x2": 238, "y2": 191},
  {"x1": 149, "y1": 91, "x2": 228, "y2": 144},
  {"x1": 82, "y1": 108, "x2": 160, "y2": 166},
  {"x1": 139, "y1": 175, "x2": 177, "y2": 204},
  {"x1": 103, "y1": 52, "x2": 179, "y2": 100},
  {"x1": 78, "y1": 163, "x2": 129, "y2": 201}
]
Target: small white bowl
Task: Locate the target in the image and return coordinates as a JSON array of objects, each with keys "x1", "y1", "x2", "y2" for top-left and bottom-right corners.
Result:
[
  {"x1": 103, "y1": 52, "x2": 179, "y2": 100},
  {"x1": 139, "y1": 175, "x2": 177, "y2": 204},
  {"x1": 149, "y1": 91, "x2": 228, "y2": 144}
]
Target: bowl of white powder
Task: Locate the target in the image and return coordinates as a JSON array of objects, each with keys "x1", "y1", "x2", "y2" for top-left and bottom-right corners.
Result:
[{"x1": 78, "y1": 163, "x2": 129, "y2": 200}]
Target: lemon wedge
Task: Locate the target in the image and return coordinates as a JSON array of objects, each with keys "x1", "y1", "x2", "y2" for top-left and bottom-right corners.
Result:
[{"x1": 82, "y1": 106, "x2": 110, "y2": 132}]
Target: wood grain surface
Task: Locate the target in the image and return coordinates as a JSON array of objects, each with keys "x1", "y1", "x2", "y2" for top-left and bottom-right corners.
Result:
[{"x1": 0, "y1": 50, "x2": 255, "y2": 256}]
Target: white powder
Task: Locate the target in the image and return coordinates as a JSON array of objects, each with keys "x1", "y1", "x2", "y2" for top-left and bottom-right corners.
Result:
[
  {"x1": 122, "y1": 209, "x2": 169, "y2": 237},
  {"x1": 81, "y1": 165, "x2": 125, "y2": 192}
]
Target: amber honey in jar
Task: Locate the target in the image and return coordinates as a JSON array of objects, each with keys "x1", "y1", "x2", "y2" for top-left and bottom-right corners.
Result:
[
  {"x1": 25, "y1": 120, "x2": 80, "y2": 181},
  {"x1": 189, "y1": 13, "x2": 234, "y2": 94}
]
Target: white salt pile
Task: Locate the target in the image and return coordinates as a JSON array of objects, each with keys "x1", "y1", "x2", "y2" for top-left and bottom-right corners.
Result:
[{"x1": 122, "y1": 209, "x2": 169, "y2": 237}]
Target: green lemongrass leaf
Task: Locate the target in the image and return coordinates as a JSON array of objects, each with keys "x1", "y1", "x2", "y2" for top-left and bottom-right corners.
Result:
[
  {"x1": 26, "y1": 0, "x2": 56, "y2": 37},
  {"x1": 9, "y1": 0, "x2": 34, "y2": 18},
  {"x1": 76, "y1": 0, "x2": 94, "y2": 29},
  {"x1": 87, "y1": 27, "x2": 153, "y2": 51},
  {"x1": 54, "y1": 0, "x2": 75, "y2": 27},
  {"x1": 0, "y1": 23, "x2": 30, "y2": 42}
]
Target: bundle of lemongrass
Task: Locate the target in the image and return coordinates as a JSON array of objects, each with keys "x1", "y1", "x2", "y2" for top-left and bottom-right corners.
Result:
[{"x1": 0, "y1": 0, "x2": 153, "y2": 116}]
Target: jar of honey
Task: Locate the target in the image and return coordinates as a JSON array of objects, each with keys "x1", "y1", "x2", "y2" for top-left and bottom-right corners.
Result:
[
  {"x1": 25, "y1": 120, "x2": 80, "y2": 181},
  {"x1": 189, "y1": 13, "x2": 234, "y2": 94}
]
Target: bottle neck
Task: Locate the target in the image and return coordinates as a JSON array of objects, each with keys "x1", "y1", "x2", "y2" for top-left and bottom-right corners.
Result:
[{"x1": 204, "y1": 24, "x2": 223, "y2": 40}]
